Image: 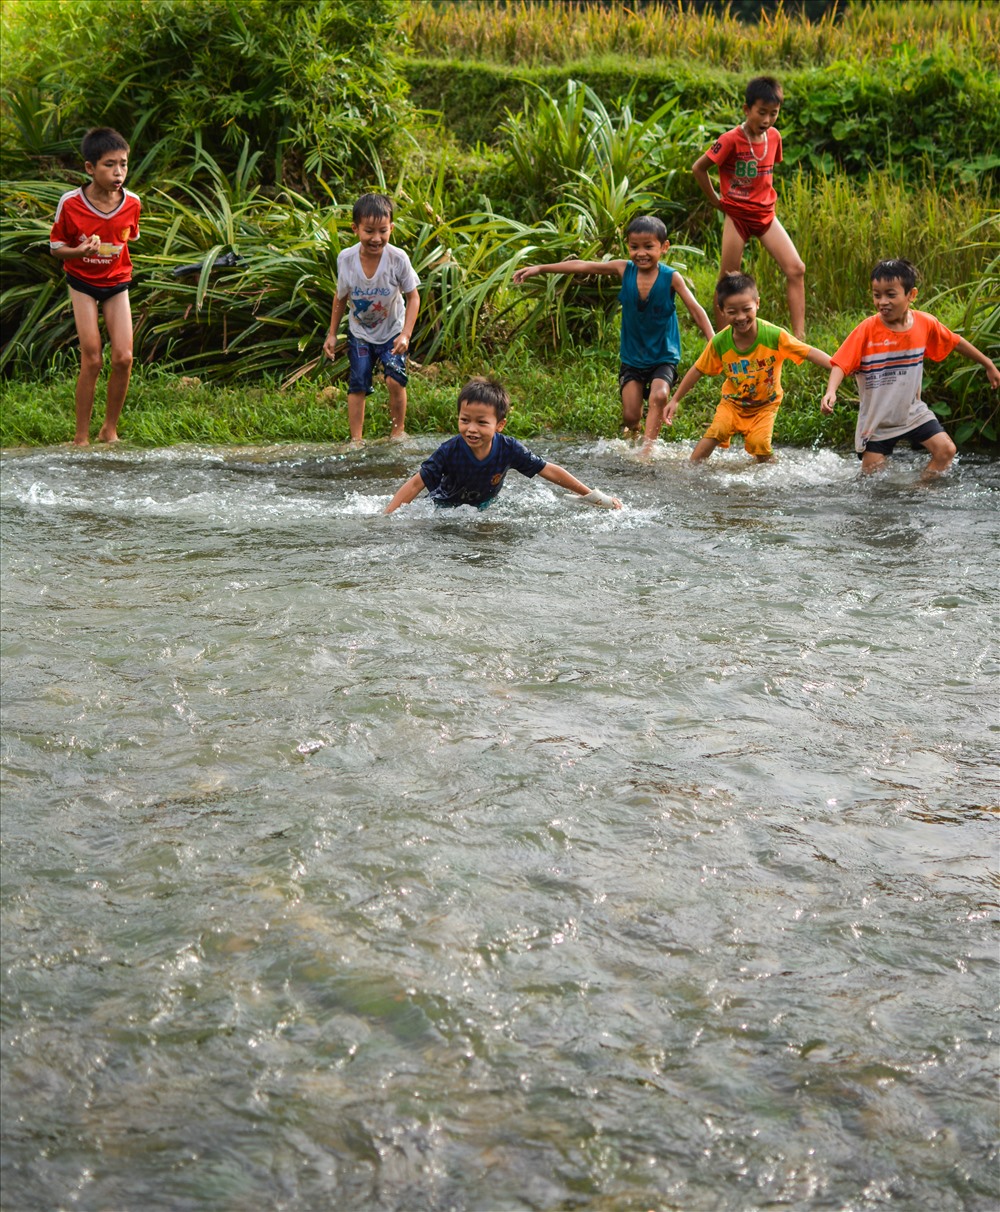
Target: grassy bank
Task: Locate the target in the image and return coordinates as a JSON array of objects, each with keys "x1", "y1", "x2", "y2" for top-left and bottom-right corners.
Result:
[{"x1": 0, "y1": 349, "x2": 869, "y2": 454}]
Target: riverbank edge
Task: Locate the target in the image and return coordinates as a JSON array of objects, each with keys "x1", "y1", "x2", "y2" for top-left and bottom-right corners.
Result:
[{"x1": 1, "y1": 364, "x2": 863, "y2": 451}]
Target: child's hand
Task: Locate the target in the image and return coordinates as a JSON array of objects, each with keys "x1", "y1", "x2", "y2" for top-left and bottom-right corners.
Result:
[
  {"x1": 391, "y1": 333, "x2": 411, "y2": 356},
  {"x1": 580, "y1": 489, "x2": 621, "y2": 509},
  {"x1": 512, "y1": 266, "x2": 538, "y2": 285},
  {"x1": 663, "y1": 397, "x2": 680, "y2": 426},
  {"x1": 820, "y1": 391, "x2": 836, "y2": 415},
  {"x1": 986, "y1": 362, "x2": 1000, "y2": 390},
  {"x1": 322, "y1": 332, "x2": 338, "y2": 359},
  {"x1": 78, "y1": 235, "x2": 100, "y2": 255}
]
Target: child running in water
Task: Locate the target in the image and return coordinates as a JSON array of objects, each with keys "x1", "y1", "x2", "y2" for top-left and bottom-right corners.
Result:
[
  {"x1": 692, "y1": 76, "x2": 806, "y2": 339},
  {"x1": 822, "y1": 258, "x2": 1000, "y2": 478},
  {"x1": 648, "y1": 272, "x2": 831, "y2": 463},
  {"x1": 386, "y1": 378, "x2": 621, "y2": 513},
  {"x1": 513, "y1": 216, "x2": 714, "y2": 441},
  {"x1": 324, "y1": 193, "x2": 420, "y2": 442},
  {"x1": 49, "y1": 127, "x2": 140, "y2": 445}
]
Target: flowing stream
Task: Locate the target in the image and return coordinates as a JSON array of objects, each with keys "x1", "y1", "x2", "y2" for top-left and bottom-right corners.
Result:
[{"x1": 2, "y1": 438, "x2": 998, "y2": 1211}]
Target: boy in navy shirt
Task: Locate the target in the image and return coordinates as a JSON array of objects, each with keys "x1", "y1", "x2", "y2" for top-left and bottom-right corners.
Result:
[{"x1": 385, "y1": 379, "x2": 621, "y2": 513}]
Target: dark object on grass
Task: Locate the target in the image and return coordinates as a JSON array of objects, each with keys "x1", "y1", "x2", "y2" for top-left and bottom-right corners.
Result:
[{"x1": 171, "y1": 251, "x2": 244, "y2": 278}]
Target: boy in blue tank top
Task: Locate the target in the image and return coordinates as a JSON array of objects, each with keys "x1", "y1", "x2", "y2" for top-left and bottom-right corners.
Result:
[{"x1": 513, "y1": 216, "x2": 714, "y2": 440}]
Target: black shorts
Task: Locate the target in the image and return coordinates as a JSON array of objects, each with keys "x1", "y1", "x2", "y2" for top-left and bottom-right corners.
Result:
[
  {"x1": 859, "y1": 417, "x2": 945, "y2": 459},
  {"x1": 66, "y1": 273, "x2": 131, "y2": 303},
  {"x1": 618, "y1": 362, "x2": 677, "y2": 401}
]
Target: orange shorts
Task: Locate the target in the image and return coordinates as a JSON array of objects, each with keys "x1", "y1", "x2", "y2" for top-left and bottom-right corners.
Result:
[{"x1": 703, "y1": 399, "x2": 780, "y2": 457}]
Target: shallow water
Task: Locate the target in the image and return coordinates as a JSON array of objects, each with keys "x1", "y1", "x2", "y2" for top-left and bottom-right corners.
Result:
[{"x1": 2, "y1": 437, "x2": 998, "y2": 1212}]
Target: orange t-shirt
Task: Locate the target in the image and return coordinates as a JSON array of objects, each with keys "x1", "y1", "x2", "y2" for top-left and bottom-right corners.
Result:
[{"x1": 831, "y1": 311, "x2": 959, "y2": 450}]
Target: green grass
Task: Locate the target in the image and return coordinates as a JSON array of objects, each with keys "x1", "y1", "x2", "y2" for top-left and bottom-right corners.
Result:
[{"x1": 0, "y1": 345, "x2": 858, "y2": 452}]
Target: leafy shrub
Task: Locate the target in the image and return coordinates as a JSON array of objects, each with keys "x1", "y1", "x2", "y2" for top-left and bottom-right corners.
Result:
[{"x1": 0, "y1": 0, "x2": 409, "y2": 191}]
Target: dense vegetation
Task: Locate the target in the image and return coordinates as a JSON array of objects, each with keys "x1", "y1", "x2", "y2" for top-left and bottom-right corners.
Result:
[{"x1": 1, "y1": 0, "x2": 998, "y2": 447}]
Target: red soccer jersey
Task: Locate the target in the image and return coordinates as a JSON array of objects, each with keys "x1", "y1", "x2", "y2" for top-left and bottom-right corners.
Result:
[
  {"x1": 705, "y1": 125, "x2": 782, "y2": 222},
  {"x1": 50, "y1": 186, "x2": 141, "y2": 288}
]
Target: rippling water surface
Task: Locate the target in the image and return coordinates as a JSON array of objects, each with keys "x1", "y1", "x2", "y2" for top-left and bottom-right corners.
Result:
[{"x1": 2, "y1": 438, "x2": 998, "y2": 1211}]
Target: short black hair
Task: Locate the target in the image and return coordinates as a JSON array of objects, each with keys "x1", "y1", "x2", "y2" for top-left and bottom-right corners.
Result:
[
  {"x1": 458, "y1": 377, "x2": 510, "y2": 422},
  {"x1": 716, "y1": 271, "x2": 758, "y2": 304},
  {"x1": 626, "y1": 215, "x2": 668, "y2": 243},
  {"x1": 871, "y1": 258, "x2": 919, "y2": 292},
  {"x1": 746, "y1": 76, "x2": 783, "y2": 107},
  {"x1": 353, "y1": 193, "x2": 394, "y2": 225},
  {"x1": 81, "y1": 127, "x2": 129, "y2": 164}
]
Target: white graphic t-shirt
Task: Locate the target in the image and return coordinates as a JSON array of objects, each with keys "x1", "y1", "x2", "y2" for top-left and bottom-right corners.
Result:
[{"x1": 336, "y1": 243, "x2": 419, "y2": 346}]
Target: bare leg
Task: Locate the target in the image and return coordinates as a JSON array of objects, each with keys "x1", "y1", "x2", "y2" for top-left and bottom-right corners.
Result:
[
  {"x1": 347, "y1": 391, "x2": 367, "y2": 443},
  {"x1": 640, "y1": 377, "x2": 672, "y2": 448},
  {"x1": 691, "y1": 437, "x2": 719, "y2": 463},
  {"x1": 920, "y1": 431, "x2": 956, "y2": 480},
  {"x1": 860, "y1": 451, "x2": 888, "y2": 476},
  {"x1": 759, "y1": 219, "x2": 806, "y2": 339},
  {"x1": 386, "y1": 378, "x2": 407, "y2": 439},
  {"x1": 620, "y1": 379, "x2": 645, "y2": 438},
  {"x1": 97, "y1": 291, "x2": 133, "y2": 442},
  {"x1": 70, "y1": 291, "x2": 103, "y2": 445},
  {"x1": 716, "y1": 217, "x2": 748, "y2": 329}
]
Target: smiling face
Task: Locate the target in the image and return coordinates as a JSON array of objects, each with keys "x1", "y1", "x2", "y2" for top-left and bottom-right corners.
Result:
[
  {"x1": 458, "y1": 400, "x2": 505, "y2": 459},
  {"x1": 627, "y1": 231, "x2": 669, "y2": 272},
  {"x1": 720, "y1": 287, "x2": 760, "y2": 342},
  {"x1": 352, "y1": 215, "x2": 393, "y2": 258},
  {"x1": 743, "y1": 99, "x2": 781, "y2": 138},
  {"x1": 86, "y1": 150, "x2": 128, "y2": 194},
  {"x1": 872, "y1": 277, "x2": 918, "y2": 329}
]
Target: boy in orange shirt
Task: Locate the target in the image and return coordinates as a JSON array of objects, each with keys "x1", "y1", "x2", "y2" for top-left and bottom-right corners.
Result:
[
  {"x1": 692, "y1": 76, "x2": 806, "y2": 338},
  {"x1": 822, "y1": 258, "x2": 1000, "y2": 478},
  {"x1": 647, "y1": 272, "x2": 831, "y2": 462}
]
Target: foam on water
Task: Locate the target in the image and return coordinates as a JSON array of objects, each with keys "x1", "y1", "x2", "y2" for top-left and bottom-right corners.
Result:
[{"x1": 3, "y1": 438, "x2": 999, "y2": 1210}]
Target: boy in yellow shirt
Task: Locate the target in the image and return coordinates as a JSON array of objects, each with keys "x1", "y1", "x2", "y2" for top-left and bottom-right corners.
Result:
[{"x1": 646, "y1": 272, "x2": 831, "y2": 462}]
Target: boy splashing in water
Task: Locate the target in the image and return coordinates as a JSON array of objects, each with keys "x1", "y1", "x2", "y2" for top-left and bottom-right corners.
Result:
[
  {"x1": 513, "y1": 216, "x2": 713, "y2": 441},
  {"x1": 822, "y1": 258, "x2": 1000, "y2": 478}
]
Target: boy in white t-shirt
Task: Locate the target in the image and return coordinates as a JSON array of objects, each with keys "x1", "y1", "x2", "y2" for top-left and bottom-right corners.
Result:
[{"x1": 323, "y1": 193, "x2": 421, "y2": 442}]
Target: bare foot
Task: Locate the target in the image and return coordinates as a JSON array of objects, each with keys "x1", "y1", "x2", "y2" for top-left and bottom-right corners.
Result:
[
  {"x1": 72, "y1": 436, "x2": 90, "y2": 446},
  {"x1": 96, "y1": 430, "x2": 120, "y2": 443},
  {"x1": 389, "y1": 430, "x2": 408, "y2": 442}
]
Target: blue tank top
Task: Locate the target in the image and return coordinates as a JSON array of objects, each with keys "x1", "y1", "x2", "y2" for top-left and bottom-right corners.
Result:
[{"x1": 618, "y1": 262, "x2": 681, "y2": 368}]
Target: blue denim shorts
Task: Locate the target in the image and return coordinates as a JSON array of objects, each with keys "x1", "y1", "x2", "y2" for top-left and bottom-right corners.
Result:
[{"x1": 347, "y1": 333, "x2": 408, "y2": 396}]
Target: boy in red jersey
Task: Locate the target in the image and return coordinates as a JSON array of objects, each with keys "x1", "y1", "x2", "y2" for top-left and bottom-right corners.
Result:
[
  {"x1": 822, "y1": 258, "x2": 1000, "y2": 479},
  {"x1": 692, "y1": 76, "x2": 806, "y2": 339},
  {"x1": 49, "y1": 127, "x2": 140, "y2": 445}
]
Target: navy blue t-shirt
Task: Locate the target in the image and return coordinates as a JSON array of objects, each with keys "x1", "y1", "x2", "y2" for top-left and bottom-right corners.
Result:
[{"x1": 419, "y1": 434, "x2": 547, "y2": 508}]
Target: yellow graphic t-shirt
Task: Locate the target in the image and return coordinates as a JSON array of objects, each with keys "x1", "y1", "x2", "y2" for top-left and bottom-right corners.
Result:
[{"x1": 695, "y1": 320, "x2": 811, "y2": 410}]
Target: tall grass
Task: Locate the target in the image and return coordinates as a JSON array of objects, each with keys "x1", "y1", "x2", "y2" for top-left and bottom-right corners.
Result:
[
  {"x1": 743, "y1": 172, "x2": 995, "y2": 324},
  {"x1": 402, "y1": 1, "x2": 1000, "y2": 69}
]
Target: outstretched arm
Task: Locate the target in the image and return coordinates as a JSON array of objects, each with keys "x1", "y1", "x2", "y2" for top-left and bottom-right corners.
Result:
[
  {"x1": 955, "y1": 336, "x2": 1000, "y2": 388},
  {"x1": 385, "y1": 472, "x2": 426, "y2": 514},
  {"x1": 692, "y1": 154, "x2": 724, "y2": 211},
  {"x1": 821, "y1": 365, "x2": 847, "y2": 414},
  {"x1": 672, "y1": 272, "x2": 715, "y2": 342},
  {"x1": 538, "y1": 463, "x2": 621, "y2": 509},
  {"x1": 664, "y1": 365, "x2": 704, "y2": 424},
  {"x1": 805, "y1": 346, "x2": 833, "y2": 371},
  {"x1": 392, "y1": 288, "x2": 420, "y2": 356},
  {"x1": 513, "y1": 259, "x2": 627, "y2": 285}
]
